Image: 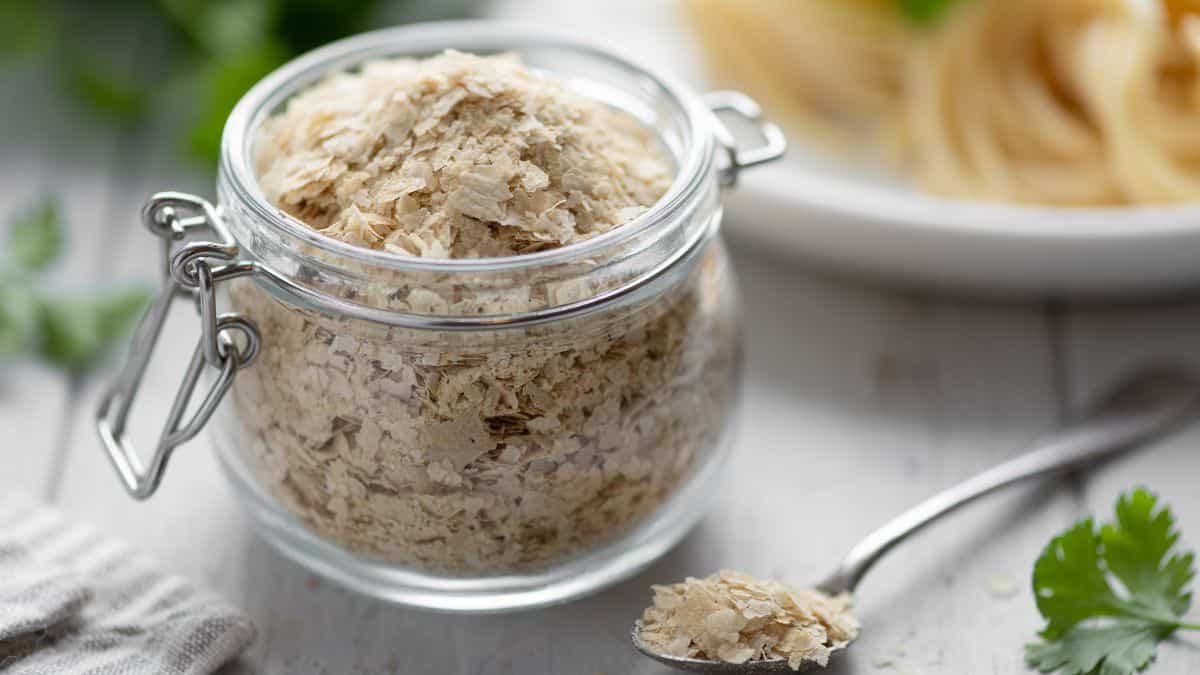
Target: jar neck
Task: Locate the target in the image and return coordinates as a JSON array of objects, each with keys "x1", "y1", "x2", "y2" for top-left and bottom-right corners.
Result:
[
  {"x1": 215, "y1": 22, "x2": 723, "y2": 328},
  {"x1": 216, "y1": 168, "x2": 721, "y2": 329}
]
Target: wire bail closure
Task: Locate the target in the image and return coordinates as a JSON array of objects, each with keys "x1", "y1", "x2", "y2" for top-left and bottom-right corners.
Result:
[
  {"x1": 96, "y1": 193, "x2": 260, "y2": 500},
  {"x1": 704, "y1": 91, "x2": 788, "y2": 188}
]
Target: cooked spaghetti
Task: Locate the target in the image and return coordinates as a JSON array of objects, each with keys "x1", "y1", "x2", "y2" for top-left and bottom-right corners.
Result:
[{"x1": 685, "y1": 0, "x2": 1200, "y2": 205}]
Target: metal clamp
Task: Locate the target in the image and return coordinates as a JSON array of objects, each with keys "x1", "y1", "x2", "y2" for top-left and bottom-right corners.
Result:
[
  {"x1": 96, "y1": 193, "x2": 260, "y2": 500},
  {"x1": 704, "y1": 90, "x2": 788, "y2": 187}
]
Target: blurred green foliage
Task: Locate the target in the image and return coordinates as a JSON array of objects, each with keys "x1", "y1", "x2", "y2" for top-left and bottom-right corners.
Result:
[
  {"x1": 38, "y1": 288, "x2": 153, "y2": 373},
  {"x1": 8, "y1": 199, "x2": 64, "y2": 275},
  {"x1": 898, "y1": 0, "x2": 960, "y2": 23},
  {"x1": 0, "y1": 0, "x2": 479, "y2": 372},
  {"x1": 0, "y1": 0, "x2": 480, "y2": 165},
  {"x1": 0, "y1": 198, "x2": 152, "y2": 374}
]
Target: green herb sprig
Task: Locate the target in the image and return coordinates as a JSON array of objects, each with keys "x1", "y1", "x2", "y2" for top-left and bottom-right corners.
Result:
[
  {"x1": 1, "y1": 0, "x2": 480, "y2": 165},
  {"x1": 1026, "y1": 489, "x2": 1199, "y2": 675},
  {"x1": 0, "y1": 197, "x2": 150, "y2": 374}
]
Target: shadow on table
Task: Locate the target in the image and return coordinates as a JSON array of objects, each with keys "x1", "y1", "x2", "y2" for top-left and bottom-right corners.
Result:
[
  {"x1": 214, "y1": 657, "x2": 256, "y2": 675},
  {"x1": 223, "y1": 467, "x2": 1060, "y2": 675},
  {"x1": 728, "y1": 240, "x2": 1054, "y2": 427}
]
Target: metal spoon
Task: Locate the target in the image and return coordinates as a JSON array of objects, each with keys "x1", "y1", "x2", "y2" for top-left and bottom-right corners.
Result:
[{"x1": 632, "y1": 366, "x2": 1200, "y2": 673}]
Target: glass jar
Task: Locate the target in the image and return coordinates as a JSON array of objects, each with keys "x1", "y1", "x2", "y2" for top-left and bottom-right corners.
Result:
[{"x1": 96, "y1": 21, "x2": 784, "y2": 612}]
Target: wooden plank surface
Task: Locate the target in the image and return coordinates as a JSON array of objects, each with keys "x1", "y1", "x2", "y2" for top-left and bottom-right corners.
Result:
[{"x1": 11, "y1": 129, "x2": 1200, "y2": 675}]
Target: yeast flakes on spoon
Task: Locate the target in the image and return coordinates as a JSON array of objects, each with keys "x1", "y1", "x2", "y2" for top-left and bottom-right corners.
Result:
[{"x1": 637, "y1": 570, "x2": 860, "y2": 671}]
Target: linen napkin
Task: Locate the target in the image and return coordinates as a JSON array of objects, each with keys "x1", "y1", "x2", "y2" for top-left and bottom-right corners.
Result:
[{"x1": 0, "y1": 492, "x2": 255, "y2": 674}]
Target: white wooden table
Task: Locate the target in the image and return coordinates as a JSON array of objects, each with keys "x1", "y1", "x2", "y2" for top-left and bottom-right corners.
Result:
[{"x1": 5, "y1": 6, "x2": 1200, "y2": 674}]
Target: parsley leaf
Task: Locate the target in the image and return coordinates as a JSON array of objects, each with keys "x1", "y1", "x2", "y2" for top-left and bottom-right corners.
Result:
[
  {"x1": 1034, "y1": 518, "x2": 1126, "y2": 639},
  {"x1": 1027, "y1": 489, "x2": 1200, "y2": 675},
  {"x1": 898, "y1": 0, "x2": 960, "y2": 23},
  {"x1": 1102, "y1": 490, "x2": 1196, "y2": 619},
  {"x1": 7, "y1": 197, "x2": 63, "y2": 273},
  {"x1": 1026, "y1": 620, "x2": 1170, "y2": 675}
]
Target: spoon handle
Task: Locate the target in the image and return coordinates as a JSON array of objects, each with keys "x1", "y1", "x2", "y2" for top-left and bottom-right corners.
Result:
[{"x1": 817, "y1": 367, "x2": 1200, "y2": 595}]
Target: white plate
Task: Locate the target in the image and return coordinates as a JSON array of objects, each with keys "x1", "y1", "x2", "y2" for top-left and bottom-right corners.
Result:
[
  {"x1": 725, "y1": 146, "x2": 1200, "y2": 296},
  {"x1": 491, "y1": 0, "x2": 1200, "y2": 296}
]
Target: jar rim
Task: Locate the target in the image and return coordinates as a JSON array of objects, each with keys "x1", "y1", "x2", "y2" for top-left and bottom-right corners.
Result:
[{"x1": 219, "y1": 20, "x2": 716, "y2": 274}]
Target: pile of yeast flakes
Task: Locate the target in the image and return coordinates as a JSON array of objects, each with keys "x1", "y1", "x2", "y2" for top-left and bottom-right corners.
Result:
[
  {"x1": 234, "y1": 51, "x2": 738, "y2": 573},
  {"x1": 638, "y1": 570, "x2": 860, "y2": 670},
  {"x1": 256, "y1": 50, "x2": 672, "y2": 258}
]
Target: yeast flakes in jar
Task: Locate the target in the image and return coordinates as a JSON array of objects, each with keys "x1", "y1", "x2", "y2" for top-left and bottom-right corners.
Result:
[{"x1": 98, "y1": 23, "x2": 784, "y2": 611}]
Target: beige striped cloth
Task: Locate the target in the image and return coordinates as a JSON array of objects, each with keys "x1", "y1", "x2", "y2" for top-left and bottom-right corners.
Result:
[{"x1": 0, "y1": 493, "x2": 254, "y2": 674}]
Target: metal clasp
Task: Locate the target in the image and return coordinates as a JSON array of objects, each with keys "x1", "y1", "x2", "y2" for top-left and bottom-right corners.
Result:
[
  {"x1": 704, "y1": 91, "x2": 787, "y2": 187},
  {"x1": 96, "y1": 193, "x2": 260, "y2": 500}
]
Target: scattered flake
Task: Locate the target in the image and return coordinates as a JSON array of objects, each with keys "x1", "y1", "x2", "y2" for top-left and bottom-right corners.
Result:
[
  {"x1": 231, "y1": 52, "x2": 737, "y2": 573},
  {"x1": 637, "y1": 571, "x2": 860, "y2": 671},
  {"x1": 984, "y1": 573, "x2": 1020, "y2": 598},
  {"x1": 256, "y1": 50, "x2": 672, "y2": 259},
  {"x1": 872, "y1": 655, "x2": 897, "y2": 669},
  {"x1": 873, "y1": 655, "x2": 924, "y2": 675}
]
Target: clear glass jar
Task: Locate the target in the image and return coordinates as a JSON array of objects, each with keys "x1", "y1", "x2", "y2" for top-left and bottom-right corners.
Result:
[{"x1": 96, "y1": 21, "x2": 784, "y2": 612}]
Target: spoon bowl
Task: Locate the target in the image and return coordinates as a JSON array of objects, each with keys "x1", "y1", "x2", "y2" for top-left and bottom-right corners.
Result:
[{"x1": 631, "y1": 623, "x2": 844, "y2": 673}]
